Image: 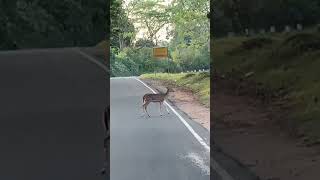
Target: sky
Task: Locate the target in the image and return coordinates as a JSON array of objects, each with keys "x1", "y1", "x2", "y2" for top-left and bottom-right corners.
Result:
[{"x1": 123, "y1": 0, "x2": 173, "y2": 43}]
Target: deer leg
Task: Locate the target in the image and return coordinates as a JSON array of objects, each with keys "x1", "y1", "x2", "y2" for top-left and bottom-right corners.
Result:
[
  {"x1": 164, "y1": 102, "x2": 170, "y2": 114},
  {"x1": 141, "y1": 102, "x2": 147, "y2": 116},
  {"x1": 140, "y1": 103, "x2": 144, "y2": 116},
  {"x1": 144, "y1": 102, "x2": 151, "y2": 117},
  {"x1": 159, "y1": 102, "x2": 163, "y2": 116}
]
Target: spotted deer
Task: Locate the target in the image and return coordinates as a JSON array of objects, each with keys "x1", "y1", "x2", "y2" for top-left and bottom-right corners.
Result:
[{"x1": 142, "y1": 87, "x2": 173, "y2": 117}]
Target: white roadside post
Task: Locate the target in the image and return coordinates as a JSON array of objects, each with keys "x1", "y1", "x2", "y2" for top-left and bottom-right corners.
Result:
[
  {"x1": 270, "y1": 26, "x2": 276, "y2": 33},
  {"x1": 284, "y1": 25, "x2": 291, "y2": 33},
  {"x1": 297, "y1": 24, "x2": 303, "y2": 31},
  {"x1": 245, "y1": 28, "x2": 249, "y2": 36}
]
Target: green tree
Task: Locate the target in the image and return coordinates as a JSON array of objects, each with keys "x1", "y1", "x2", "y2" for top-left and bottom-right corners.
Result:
[
  {"x1": 111, "y1": 0, "x2": 136, "y2": 50},
  {"x1": 213, "y1": 0, "x2": 320, "y2": 35},
  {"x1": 135, "y1": 38, "x2": 155, "y2": 48},
  {"x1": 130, "y1": 0, "x2": 170, "y2": 45},
  {"x1": 168, "y1": 0, "x2": 210, "y2": 70},
  {"x1": 0, "y1": 0, "x2": 107, "y2": 50}
]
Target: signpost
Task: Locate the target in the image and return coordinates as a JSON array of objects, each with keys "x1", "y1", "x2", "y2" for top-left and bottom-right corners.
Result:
[
  {"x1": 153, "y1": 47, "x2": 169, "y2": 74},
  {"x1": 153, "y1": 47, "x2": 168, "y2": 58}
]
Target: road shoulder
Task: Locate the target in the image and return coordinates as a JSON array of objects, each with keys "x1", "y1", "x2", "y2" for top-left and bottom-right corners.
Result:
[
  {"x1": 141, "y1": 78, "x2": 210, "y2": 131},
  {"x1": 213, "y1": 74, "x2": 320, "y2": 180},
  {"x1": 140, "y1": 77, "x2": 259, "y2": 180}
]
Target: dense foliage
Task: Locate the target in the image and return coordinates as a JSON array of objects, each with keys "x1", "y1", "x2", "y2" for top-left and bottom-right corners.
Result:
[
  {"x1": 110, "y1": 0, "x2": 210, "y2": 77},
  {"x1": 212, "y1": 0, "x2": 320, "y2": 36},
  {"x1": 0, "y1": 0, "x2": 107, "y2": 50}
]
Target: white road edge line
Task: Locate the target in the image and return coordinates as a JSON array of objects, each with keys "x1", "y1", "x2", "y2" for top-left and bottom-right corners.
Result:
[
  {"x1": 75, "y1": 49, "x2": 235, "y2": 180},
  {"x1": 73, "y1": 48, "x2": 109, "y2": 73},
  {"x1": 134, "y1": 77, "x2": 210, "y2": 151},
  {"x1": 135, "y1": 77, "x2": 235, "y2": 180}
]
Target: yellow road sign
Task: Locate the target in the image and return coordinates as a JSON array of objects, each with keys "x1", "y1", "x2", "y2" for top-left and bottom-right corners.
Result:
[{"x1": 153, "y1": 47, "x2": 168, "y2": 58}]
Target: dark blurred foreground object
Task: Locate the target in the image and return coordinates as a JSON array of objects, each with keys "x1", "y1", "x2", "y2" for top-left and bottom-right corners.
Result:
[
  {"x1": 12, "y1": 41, "x2": 18, "y2": 50},
  {"x1": 100, "y1": 106, "x2": 110, "y2": 176},
  {"x1": 104, "y1": 106, "x2": 110, "y2": 142}
]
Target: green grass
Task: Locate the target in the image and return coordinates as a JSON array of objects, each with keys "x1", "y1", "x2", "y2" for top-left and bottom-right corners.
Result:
[
  {"x1": 141, "y1": 72, "x2": 210, "y2": 107},
  {"x1": 214, "y1": 29, "x2": 320, "y2": 141}
]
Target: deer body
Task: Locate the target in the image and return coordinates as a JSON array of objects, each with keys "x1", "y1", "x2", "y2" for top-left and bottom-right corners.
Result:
[{"x1": 142, "y1": 88, "x2": 171, "y2": 117}]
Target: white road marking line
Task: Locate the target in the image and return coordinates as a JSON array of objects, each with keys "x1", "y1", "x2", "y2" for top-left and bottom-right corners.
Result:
[
  {"x1": 180, "y1": 152, "x2": 210, "y2": 176},
  {"x1": 73, "y1": 48, "x2": 110, "y2": 73},
  {"x1": 134, "y1": 77, "x2": 210, "y2": 151},
  {"x1": 75, "y1": 49, "x2": 235, "y2": 180},
  {"x1": 134, "y1": 77, "x2": 235, "y2": 180}
]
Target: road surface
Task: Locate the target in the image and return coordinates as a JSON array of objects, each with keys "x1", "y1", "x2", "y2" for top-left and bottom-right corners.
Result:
[
  {"x1": 110, "y1": 77, "x2": 259, "y2": 180},
  {"x1": 0, "y1": 47, "x2": 259, "y2": 180},
  {"x1": 0, "y1": 48, "x2": 108, "y2": 180},
  {"x1": 110, "y1": 77, "x2": 210, "y2": 180}
]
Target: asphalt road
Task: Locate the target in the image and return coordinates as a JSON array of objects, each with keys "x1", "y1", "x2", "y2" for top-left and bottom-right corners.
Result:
[
  {"x1": 110, "y1": 77, "x2": 210, "y2": 180},
  {"x1": 0, "y1": 48, "x2": 108, "y2": 180},
  {"x1": 0, "y1": 47, "x2": 259, "y2": 180}
]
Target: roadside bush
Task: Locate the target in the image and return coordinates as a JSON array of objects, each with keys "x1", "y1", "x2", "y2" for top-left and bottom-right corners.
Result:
[
  {"x1": 283, "y1": 33, "x2": 320, "y2": 52},
  {"x1": 171, "y1": 45, "x2": 210, "y2": 71},
  {"x1": 226, "y1": 37, "x2": 273, "y2": 55},
  {"x1": 199, "y1": 72, "x2": 210, "y2": 78},
  {"x1": 183, "y1": 73, "x2": 196, "y2": 78},
  {"x1": 241, "y1": 37, "x2": 273, "y2": 50},
  {"x1": 110, "y1": 44, "x2": 209, "y2": 77},
  {"x1": 276, "y1": 33, "x2": 320, "y2": 58}
]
